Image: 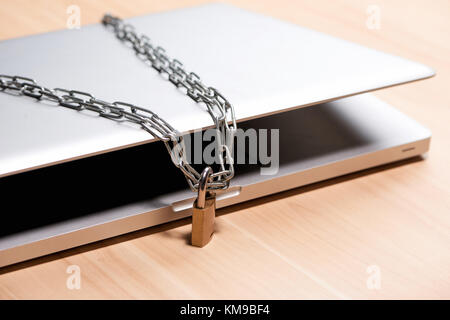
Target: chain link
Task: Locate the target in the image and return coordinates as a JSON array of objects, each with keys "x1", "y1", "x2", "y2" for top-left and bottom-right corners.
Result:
[{"x1": 0, "y1": 14, "x2": 236, "y2": 192}]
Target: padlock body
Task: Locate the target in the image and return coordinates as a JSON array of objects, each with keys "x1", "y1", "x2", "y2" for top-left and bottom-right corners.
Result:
[{"x1": 191, "y1": 198, "x2": 215, "y2": 247}]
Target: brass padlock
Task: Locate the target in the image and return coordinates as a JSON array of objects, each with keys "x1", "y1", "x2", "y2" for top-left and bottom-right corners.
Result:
[{"x1": 191, "y1": 167, "x2": 216, "y2": 247}]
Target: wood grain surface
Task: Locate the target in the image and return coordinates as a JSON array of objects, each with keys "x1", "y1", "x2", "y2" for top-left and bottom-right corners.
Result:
[{"x1": 0, "y1": 0, "x2": 449, "y2": 299}]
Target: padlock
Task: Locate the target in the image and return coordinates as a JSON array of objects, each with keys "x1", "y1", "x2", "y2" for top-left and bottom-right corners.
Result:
[{"x1": 191, "y1": 167, "x2": 216, "y2": 247}]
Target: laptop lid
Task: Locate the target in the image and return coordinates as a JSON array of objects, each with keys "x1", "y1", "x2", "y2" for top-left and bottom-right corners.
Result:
[{"x1": 0, "y1": 3, "x2": 434, "y2": 177}]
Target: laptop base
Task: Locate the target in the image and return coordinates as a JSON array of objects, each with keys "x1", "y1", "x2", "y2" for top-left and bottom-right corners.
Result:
[{"x1": 0, "y1": 94, "x2": 431, "y2": 267}]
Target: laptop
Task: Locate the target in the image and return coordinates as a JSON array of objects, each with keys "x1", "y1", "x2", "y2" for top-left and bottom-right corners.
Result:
[{"x1": 0, "y1": 3, "x2": 433, "y2": 266}]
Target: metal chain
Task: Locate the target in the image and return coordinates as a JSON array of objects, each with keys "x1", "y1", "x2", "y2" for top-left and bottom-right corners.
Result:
[{"x1": 0, "y1": 14, "x2": 236, "y2": 192}]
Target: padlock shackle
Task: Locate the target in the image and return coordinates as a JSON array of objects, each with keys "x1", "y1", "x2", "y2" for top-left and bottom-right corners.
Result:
[{"x1": 197, "y1": 166, "x2": 213, "y2": 209}]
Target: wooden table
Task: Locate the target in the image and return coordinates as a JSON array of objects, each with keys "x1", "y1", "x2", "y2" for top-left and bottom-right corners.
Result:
[{"x1": 1, "y1": 0, "x2": 449, "y2": 299}]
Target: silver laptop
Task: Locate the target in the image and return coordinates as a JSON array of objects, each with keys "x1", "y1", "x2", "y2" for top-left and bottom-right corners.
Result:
[{"x1": 0, "y1": 3, "x2": 433, "y2": 266}]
